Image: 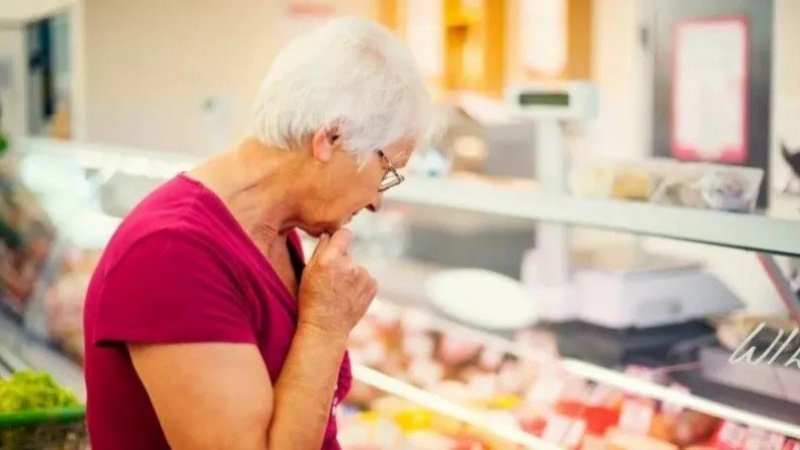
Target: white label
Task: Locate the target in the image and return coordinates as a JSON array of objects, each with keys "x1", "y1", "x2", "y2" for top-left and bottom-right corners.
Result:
[
  {"x1": 718, "y1": 422, "x2": 747, "y2": 448},
  {"x1": 542, "y1": 416, "x2": 586, "y2": 448},
  {"x1": 618, "y1": 399, "x2": 654, "y2": 435},
  {"x1": 623, "y1": 365, "x2": 657, "y2": 382},
  {"x1": 783, "y1": 440, "x2": 800, "y2": 450},
  {"x1": 767, "y1": 433, "x2": 786, "y2": 450},
  {"x1": 403, "y1": 334, "x2": 434, "y2": 359},
  {"x1": 587, "y1": 383, "x2": 613, "y2": 406},
  {"x1": 526, "y1": 377, "x2": 564, "y2": 404},
  {"x1": 662, "y1": 383, "x2": 690, "y2": 417},
  {"x1": 744, "y1": 428, "x2": 784, "y2": 450},
  {"x1": 467, "y1": 373, "x2": 497, "y2": 398}
]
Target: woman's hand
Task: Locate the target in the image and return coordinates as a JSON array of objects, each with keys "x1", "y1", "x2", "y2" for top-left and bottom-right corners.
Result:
[{"x1": 298, "y1": 229, "x2": 377, "y2": 338}]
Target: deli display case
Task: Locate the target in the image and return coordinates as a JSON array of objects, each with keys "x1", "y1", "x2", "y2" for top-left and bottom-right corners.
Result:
[{"x1": 1, "y1": 136, "x2": 800, "y2": 449}]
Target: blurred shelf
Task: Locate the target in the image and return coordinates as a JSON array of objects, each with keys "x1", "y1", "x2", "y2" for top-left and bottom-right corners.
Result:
[
  {"x1": 352, "y1": 364, "x2": 565, "y2": 449},
  {"x1": 17, "y1": 137, "x2": 199, "y2": 179},
  {"x1": 386, "y1": 176, "x2": 800, "y2": 257},
  {"x1": 18, "y1": 138, "x2": 800, "y2": 257},
  {"x1": 376, "y1": 297, "x2": 800, "y2": 440},
  {"x1": 0, "y1": 312, "x2": 86, "y2": 400}
]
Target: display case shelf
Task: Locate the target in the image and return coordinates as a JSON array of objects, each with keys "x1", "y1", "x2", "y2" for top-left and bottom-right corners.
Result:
[
  {"x1": 364, "y1": 298, "x2": 800, "y2": 441},
  {"x1": 385, "y1": 176, "x2": 800, "y2": 257},
  {"x1": 19, "y1": 137, "x2": 800, "y2": 257},
  {"x1": 11, "y1": 136, "x2": 800, "y2": 445},
  {"x1": 352, "y1": 364, "x2": 565, "y2": 449}
]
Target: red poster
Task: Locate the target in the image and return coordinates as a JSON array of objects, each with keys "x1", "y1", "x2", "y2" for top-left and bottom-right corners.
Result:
[{"x1": 671, "y1": 16, "x2": 749, "y2": 163}]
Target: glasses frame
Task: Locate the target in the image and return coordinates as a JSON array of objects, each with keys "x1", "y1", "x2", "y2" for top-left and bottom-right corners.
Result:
[{"x1": 377, "y1": 150, "x2": 405, "y2": 193}]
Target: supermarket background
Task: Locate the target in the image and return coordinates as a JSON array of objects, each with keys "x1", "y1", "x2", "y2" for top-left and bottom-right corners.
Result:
[{"x1": 0, "y1": 0, "x2": 800, "y2": 448}]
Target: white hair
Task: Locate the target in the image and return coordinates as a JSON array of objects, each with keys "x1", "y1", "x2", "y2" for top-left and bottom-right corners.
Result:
[{"x1": 251, "y1": 17, "x2": 433, "y2": 157}]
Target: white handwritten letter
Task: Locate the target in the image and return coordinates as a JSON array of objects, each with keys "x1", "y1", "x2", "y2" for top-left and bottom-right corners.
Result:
[
  {"x1": 769, "y1": 328, "x2": 799, "y2": 365},
  {"x1": 784, "y1": 346, "x2": 800, "y2": 370},
  {"x1": 729, "y1": 323, "x2": 774, "y2": 365}
]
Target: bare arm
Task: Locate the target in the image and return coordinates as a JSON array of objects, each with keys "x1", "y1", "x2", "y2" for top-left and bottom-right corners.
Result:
[
  {"x1": 267, "y1": 325, "x2": 347, "y2": 449},
  {"x1": 130, "y1": 327, "x2": 346, "y2": 450},
  {"x1": 130, "y1": 230, "x2": 375, "y2": 450}
]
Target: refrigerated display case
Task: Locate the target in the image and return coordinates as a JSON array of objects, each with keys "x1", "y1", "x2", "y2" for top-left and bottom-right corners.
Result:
[{"x1": 1, "y1": 136, "x2": 799, "y2": 449}]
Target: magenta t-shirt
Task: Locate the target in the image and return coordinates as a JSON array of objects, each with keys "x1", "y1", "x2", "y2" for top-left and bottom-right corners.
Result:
[{"x1": 83, "y1": 174, "x2": 351, "y2": 450}]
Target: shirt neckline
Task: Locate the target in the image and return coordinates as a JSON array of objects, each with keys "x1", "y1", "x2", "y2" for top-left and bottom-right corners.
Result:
[{"x1": 175, "y1": 173, "x2": 303, "y2": 316}]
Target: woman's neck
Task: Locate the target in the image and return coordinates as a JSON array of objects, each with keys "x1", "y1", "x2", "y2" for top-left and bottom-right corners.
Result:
[{"x1": 187, "y1": 140, "x2": 306, "y2": 251}]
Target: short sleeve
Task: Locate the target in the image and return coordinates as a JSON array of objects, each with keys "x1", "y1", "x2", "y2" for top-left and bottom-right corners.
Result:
[{"x1": 90, "y1": 231, "x2": 256, "y2": 347}]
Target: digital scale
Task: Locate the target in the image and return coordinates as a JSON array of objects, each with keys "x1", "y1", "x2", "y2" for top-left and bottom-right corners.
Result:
[{"x1": 504, "y1": 82, "x2": 742, "y2": 329}]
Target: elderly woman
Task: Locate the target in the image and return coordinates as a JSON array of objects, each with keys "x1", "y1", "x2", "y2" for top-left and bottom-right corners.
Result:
[{"x1": 83, "y1": 17, "x2": 432, "y2": 450}]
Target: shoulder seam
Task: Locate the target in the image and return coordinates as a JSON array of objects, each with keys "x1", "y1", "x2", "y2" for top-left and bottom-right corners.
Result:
[{"x1": 101, "y1": 186, "x2": 206, "y2": 281}]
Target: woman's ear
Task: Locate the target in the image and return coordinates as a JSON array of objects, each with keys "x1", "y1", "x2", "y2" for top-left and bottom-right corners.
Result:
[
  {"x1": 311, "y1": 128, "x2": 337, "y2": 162},
  {"x1": 311, "y1": 129, "x2": 338, "y2": 162}
]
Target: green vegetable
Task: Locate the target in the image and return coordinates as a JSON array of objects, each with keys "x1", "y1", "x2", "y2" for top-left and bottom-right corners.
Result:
[
  {"x1": 0, "y1": 371, "x2": 79, "y2": 413},
  {"x1": 0, "y1": 371, "x2": 81, "y2": 449}
]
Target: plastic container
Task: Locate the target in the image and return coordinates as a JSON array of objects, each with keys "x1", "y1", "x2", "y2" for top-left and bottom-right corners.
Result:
[
  {"x1": 651, "y1": 162, "x2": 764, "y2": 213},
  {"x1": 0, "y1": 406, "x2": 87, "y2": 449},
  {"x1": 568, "y1": 158, "x2": 677, "y2": 201}
]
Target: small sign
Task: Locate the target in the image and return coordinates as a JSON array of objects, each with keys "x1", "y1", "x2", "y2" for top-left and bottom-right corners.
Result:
[
  {"x1": 662, "y1": 383, "x2": 690, "y2": 417},
  {"x1": 718, "y1": 422, "x2": 747, "y2": 448},
  {"x1": 526, "y1": 377, "x2": 564, "y2": 404},
  {"x1": 618, "y1": 399, "x2": 654, "y2": 435},
  {"x1": 542, "y1": 415, "x2": 586, "y2": 448}
]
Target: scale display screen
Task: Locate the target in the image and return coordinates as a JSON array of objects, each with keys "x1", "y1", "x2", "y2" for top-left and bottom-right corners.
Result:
[{"x1": 518, "y1": 92, "x2": 571, "y2": 107}]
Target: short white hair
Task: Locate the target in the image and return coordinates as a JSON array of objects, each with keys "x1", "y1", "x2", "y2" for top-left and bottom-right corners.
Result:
[{"x1": 251, "y1": 17, "x2": 433, "y2": 156}]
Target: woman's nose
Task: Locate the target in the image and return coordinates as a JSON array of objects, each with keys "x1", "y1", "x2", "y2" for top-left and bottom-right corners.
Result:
[{"x1": 367, "y1": 193, "x2": 383, "y2": 213}]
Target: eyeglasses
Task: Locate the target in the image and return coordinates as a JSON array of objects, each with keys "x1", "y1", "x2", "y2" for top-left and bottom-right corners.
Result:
[{"x1": 377, "y1": 150, "x2": 405, "y2": 193}]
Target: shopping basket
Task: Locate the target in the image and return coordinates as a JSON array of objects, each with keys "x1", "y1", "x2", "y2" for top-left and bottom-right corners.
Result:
[{"x1": 0, "y1": 405, "x2": 87, "y2": 450}]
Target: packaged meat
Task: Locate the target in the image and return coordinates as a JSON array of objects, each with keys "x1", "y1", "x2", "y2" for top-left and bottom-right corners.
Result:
[
  {"x1": 670, "y1": 411, "x2": 720, "y2": 447},
  {"x1": 407, "y1": 357, "x2": 445, "y2": 388},
  {"x1": 438, "y1": 333, "x2": 483, "y2": 366},
  {"x1": 495, "y1": 360, "x2": 524, "y2": 394},
  {"x1": 606, "y1": 428, "x2": 679, "y2": 450},
  {"x1": 405, "y1": 430, "x2": 458, "y2": 449}
]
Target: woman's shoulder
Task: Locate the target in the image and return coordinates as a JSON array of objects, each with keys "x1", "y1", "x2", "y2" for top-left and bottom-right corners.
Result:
[{"x1": 99, "y1": 178, "x2": 245, "y2": 276}]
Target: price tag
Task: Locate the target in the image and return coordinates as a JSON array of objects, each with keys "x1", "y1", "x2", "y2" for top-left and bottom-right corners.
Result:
[
  {"x1": 407, "y1": 358, "x2": 443, "y2": 387},
  {"x1": 743, "y1": 428, "x2": 785, "y2": 450},
  {"x1": 662, "y1": 383, "x2": 690, "y2": 417},
  {"x1": 586, "y1": 383, "x2": 613, "y2": 406},
  {"x1": 355, "y1": 341, "x2": 386, "y2": 366},
  {"x1": 479, "y1": 347, "x2": 505, "y2": 371},
  {"x1": 767, "y1": 433, "x2": 787, "y2": 450},
  {"x1": 496, "y1": 363, "x2": 523, "y2": 393},
  {"x1": 618, "y1": 399, "x2": 654, "y2": 435},
  {"x1": 403, "y1": 334, "x2": 434, "y2": 358},
  {"x1": 748, "y1": 429, "x2": 780, "y2": 450},
  {"x1": 542, "y1": 415, "x2": 586, "y2": 448},
  {"x1": 400, "y1": 308, "x2": 432, "y2": 333},
  {"x1": 782, "y1": 440, "x2": 800, "y2": 450},
  {"x1": 526, "y1": 376, "x2": 565, "y2": 404},
  {"x1": 718, "y1": 422, "x2": 747, "y2": 449},
  {"x1": 467, "y1": 373, "x2": 498, "y2": 398}
]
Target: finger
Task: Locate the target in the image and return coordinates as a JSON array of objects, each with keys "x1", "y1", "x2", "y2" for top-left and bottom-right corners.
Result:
[
  {"x1": 326, "y1": 229, "x2": 353, "y2": 255},
  {"x1": 310, "y1": 233, "x2": 330, "y2": 260}
]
